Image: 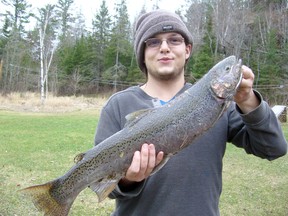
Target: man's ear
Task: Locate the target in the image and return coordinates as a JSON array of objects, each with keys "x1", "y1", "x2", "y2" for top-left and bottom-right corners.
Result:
[{"x1": 185, "y1": 44, "x2": 192, "y2": 60}]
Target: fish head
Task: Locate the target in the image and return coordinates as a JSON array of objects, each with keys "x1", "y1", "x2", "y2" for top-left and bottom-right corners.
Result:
[{"x1": 210, "y1": 56, "x2": 242, "y2": 100}]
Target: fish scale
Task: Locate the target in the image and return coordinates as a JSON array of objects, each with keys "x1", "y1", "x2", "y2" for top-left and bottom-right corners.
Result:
[{"x1": 19, "y1": 55, "x2": 242, "y2": 216}]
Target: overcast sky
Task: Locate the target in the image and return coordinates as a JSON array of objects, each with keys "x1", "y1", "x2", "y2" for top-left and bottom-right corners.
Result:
[
  {"x1": 27, "y1": 0, "x2": 187, "y2": 26},
  {"x1": 0, "y1": 0, "x2": 188, "y2": 30}
]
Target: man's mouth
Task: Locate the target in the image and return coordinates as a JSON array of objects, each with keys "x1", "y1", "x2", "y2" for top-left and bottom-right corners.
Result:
[{"x1": 158, "y1": 57, "x2": 173, "y2": 62}]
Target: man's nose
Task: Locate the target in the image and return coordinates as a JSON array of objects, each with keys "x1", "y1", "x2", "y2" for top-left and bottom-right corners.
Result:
[{"x1": 160, "y1": 40, "x2": 170, "y2": 53}]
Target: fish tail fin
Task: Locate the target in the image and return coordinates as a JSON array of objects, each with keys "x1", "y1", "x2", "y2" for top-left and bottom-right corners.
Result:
[{"x1": 19, "y1": 181, "x2": 73, "y2": 216}]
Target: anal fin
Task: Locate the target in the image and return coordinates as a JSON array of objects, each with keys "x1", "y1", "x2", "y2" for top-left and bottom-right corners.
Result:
[{"x1": 150, "y1": 154, "x2": 171, "y2": 176}]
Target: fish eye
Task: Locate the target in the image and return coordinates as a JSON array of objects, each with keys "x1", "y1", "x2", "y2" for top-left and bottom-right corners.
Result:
[{"x1": 225, "y1": 66, "x2": 231, "y2": 72}]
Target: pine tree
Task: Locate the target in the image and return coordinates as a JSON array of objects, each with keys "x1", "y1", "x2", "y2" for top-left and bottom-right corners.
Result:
[
  {"x1": 92, "y1": 0, "x2": 112, "y2": 89},
  {"x1": 56, "y1": 0, "x2": 75, "y2": 40},
  {"x1": 1, "y1": 0, "x2": 32, "y2": 37},
  {"x1": 0, "y1": 0, "x2": 33, "y2": 92},
  {"x1": 104, "y1": 0, "x2": 133, "y2": 91}
]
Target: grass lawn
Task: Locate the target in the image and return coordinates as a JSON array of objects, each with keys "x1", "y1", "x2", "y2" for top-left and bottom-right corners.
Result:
[{"x1": 0, "y1": 110, "x2": 287, "y2": 215}]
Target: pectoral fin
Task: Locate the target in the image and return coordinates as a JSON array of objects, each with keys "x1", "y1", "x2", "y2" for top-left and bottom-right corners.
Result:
[
  {"x1": 89, "y1": 179, "x2": 119, "y2": 202},
  {"x1": 124, "y1": 108, "x2": 155, "y2": 127}
]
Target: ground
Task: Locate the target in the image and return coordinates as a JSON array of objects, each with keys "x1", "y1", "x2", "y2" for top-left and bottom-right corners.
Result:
[{"x1": 0, "y1": 92, "x2": 107, "y2": 113}]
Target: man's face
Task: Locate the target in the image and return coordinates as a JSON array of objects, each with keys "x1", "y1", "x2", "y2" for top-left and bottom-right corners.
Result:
[{"x1": 144, "y1": 32, "x2": 192, "y2": 80}]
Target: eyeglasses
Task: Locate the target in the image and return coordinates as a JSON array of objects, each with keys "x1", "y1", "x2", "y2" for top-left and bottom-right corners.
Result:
[{"x1": 145, "y1": 36, "x2": 185, "y2": 48}]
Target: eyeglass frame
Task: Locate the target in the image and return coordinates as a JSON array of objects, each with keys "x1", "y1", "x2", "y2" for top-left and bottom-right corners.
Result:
[{"x1": 144, "y1": 36, "x2": 185, "y2": 48}]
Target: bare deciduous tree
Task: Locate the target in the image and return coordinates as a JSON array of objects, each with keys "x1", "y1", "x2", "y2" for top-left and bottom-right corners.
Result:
[{"x1": 36, "y1": 4, "x2": 57, "y2": 103}]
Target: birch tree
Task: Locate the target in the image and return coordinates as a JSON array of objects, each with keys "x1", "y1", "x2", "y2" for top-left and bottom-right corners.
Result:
[{"x1": 36, "y1": 4, "x2": 57, "y2": 103}]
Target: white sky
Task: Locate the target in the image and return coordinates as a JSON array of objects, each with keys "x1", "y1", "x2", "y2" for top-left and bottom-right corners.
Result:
[
  {"x1": 0, "y1": 0, "x2": 188, "y2": 31},
  {"x1": 27, "y1": 0, "x2": 187, "y2": 27}
]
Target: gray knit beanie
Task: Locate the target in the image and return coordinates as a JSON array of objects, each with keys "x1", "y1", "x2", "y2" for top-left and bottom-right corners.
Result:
[{"x1": 134, "y1": 9, "x2": 193, "y2": 74}]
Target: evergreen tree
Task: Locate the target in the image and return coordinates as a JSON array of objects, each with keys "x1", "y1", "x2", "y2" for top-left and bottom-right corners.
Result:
[
  {"x1": 262, "y1": 30, "x2": 282, "y2": 84},
  {"x1": 56, "y1": 0, "x2": 75, "y2": 40},
  {"x1": 92, "y1": 0, "x2": 112, "y2": 88},
  {"x1": 2, "y1": 16, "x2": 11, "y2": 38},
  {"x1": 1, "y1": 0, "x2": 32, "y2": 37},
  {"x1": 0, "y1": 0, "x2": 33, "y2": 92},
  {"x1": 56, "y1": 34, "x2": 99, "y2": 95},
  {"x1": 104, "y1": 0, "x2": 133, "y2": 91}
]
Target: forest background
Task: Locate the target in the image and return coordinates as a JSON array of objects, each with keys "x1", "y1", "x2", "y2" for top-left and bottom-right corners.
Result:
[{"x1": 0, "y1": 0, "x2": 288, "y2": 105}]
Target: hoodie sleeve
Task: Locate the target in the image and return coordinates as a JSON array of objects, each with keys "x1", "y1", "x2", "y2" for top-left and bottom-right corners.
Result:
[{"x1": 228, "y1": 90, "x2": 287, "y2": 160}]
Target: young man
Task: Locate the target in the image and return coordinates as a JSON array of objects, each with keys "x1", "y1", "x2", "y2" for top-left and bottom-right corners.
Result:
[{"x1": 93, "y1": 10, "x2": 287, "y2": 216}]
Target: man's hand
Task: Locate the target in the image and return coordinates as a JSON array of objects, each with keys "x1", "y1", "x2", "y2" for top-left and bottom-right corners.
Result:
[
  {"x1": 234, "y1": 65, "x2": 260, "y2": 114},
  {"x1": 119, "y1": 143, "x2": 164, "y2": 187}
]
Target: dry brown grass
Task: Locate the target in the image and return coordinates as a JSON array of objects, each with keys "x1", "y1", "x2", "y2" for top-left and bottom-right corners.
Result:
[{"x1": 0, "y1": 92, "x2": 108, "y2": 113}]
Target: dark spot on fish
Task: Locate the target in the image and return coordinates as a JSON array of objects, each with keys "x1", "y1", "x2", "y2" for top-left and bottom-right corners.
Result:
[{"x1": 108, "y1": 173, "x2": 116, "y2": 179}]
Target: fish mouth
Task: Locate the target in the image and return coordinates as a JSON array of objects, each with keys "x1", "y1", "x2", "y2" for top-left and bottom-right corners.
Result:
[{"x1": 211, "y1": 58, "x2": 243, "y2": 100}]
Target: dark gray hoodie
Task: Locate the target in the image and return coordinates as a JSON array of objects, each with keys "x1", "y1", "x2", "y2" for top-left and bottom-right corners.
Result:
[{"x1": 93, "y1": 84, "x2": 287, "y2": 216}]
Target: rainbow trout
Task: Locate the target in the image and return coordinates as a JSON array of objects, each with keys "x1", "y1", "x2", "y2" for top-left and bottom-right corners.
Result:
[{"x1": 19, "y1": 56, "x2": 242, "y2": 215}]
